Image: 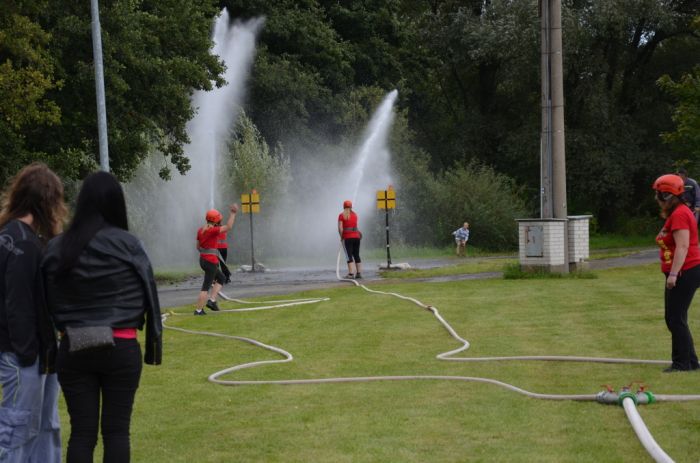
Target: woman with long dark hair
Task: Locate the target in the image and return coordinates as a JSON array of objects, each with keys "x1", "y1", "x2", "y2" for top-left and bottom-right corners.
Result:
[
  {"x1": 42, "y1": 171, "x2": 162, "y2": 462},
  {"x1": 653, "y1": 174, "x2": 700, "y2": 372},
  {"x1": 0, "y1": 162, "x2": 66, "y2": 462}
]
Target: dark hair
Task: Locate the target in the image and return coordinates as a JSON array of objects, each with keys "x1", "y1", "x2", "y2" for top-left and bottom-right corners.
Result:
[
  {"x1": 57, "y1": 171, "x2": 128, "y2": 272},
  {"x1": 0, "y1": 162, "x2": 67, "y2": 241},
  {"x1": 677, "y1": 167, "x2": 688, "y2": 176}
]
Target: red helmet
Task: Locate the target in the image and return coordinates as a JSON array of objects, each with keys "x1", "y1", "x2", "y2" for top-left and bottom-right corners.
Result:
[
  {"x1": 652, "y1": 174, "x2": 684, "y2": 196},
  {"x1": 205, "y1": 209, "x2": 222, "y2": 223},
  {"x1": 343, "y1": 200, "x2": 352, "y2": 208}
]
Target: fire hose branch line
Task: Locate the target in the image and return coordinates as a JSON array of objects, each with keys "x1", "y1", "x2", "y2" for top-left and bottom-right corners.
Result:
[
  {"x1": 335, "y1": 250, "x2": 669, "y2": 366},
  {"x1": 158, "y1": 253, "x2": 700, "y2": 462},
  {"x1": 622, "y1": 397, "x2": 674, "y2": 463}
]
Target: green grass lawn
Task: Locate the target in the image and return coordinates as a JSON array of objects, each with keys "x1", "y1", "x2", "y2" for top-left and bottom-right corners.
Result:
[
  {"x1": 70, "y1": 263, "x2": 700, "y2": 462},
  {"x1": 379, "y1": 256, "x2": 516, "y2": 279},
  {"x1": 589, "y1": 233, "x2": 652, "y2": 249}
]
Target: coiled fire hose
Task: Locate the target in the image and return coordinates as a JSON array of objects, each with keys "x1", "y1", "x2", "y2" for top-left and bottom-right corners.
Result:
[{"x1": 159, "y1": 252, "x2": 700, "y2": 463}]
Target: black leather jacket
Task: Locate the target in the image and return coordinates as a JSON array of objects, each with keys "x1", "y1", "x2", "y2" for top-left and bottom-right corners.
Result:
[
  {"x1": 42, "y1": 226, "x2": 162, "y2": 365},
  {"x1": 0, "y1": 220, "x2": 57, "y2": 372}
]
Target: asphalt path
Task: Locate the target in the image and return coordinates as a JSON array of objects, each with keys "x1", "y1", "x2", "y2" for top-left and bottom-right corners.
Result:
[{"x1": 157, "y1": 249, "x2": 658, "y2": 309}]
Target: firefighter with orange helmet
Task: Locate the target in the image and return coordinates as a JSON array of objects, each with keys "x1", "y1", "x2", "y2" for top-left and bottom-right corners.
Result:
[
  {"x1": 653, "y1": 174, "x2": 700, "y2": 372},
  {"x1": 212, "y1": 215, "x2": 231, "y2": 284},
  {"x1": 194, "y1": 204, "x2": 238, "y2": 315},
  {"x1": 338, "y1": 199, "x2": 362, "y2": 279}
]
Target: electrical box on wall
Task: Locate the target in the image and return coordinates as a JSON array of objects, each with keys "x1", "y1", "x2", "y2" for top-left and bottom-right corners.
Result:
[{"x1": 525, "y1": 225, "x2": 544, "y2": 257}]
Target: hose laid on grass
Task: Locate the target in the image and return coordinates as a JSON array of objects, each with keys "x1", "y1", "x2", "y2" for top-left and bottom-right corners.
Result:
[
  {"x1": 160, "y1": 253, "x2": 700, "y2": 462},
  {"x1": 621, "y1": 397, "x2": 674, "y2": 463}
]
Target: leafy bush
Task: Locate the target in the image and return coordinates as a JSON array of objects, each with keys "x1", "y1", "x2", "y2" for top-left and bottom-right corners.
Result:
[{"x1": 426, "y1": 162, "x2": 532, "y2": 251}]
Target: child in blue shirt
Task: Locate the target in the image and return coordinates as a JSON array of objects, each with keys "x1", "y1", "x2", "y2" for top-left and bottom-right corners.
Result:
[{"x1": 452, "y1": 222, "x2": 470, "y2": 257}]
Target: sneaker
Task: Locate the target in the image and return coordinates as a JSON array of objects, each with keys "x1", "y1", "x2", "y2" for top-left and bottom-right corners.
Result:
[
  {"x1": 354, "y1": 273, "x2": 362, "y2": 279},
  {"x1": 194, "y1": 309, "x2": 206, "y2": 316},
  {"x1": 206, "y1": 300, "x2": 220, "y2": 311},
  {"x1": 343, "y1": 274, "x2": 355, "y2": 279}
]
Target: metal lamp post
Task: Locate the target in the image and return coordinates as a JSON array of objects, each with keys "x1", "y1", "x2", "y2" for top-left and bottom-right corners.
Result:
[{"x1": 90, "y1": 0, "x2": 109, "y2": 171}]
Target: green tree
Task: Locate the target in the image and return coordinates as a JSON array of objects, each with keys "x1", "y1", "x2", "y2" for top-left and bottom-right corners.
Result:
[
  {"x1": 659, "y1": 66, "x2": 700, "y2": 162},
  {"x1": 562, "y1": 0, "x2": 699, "y2": 228},
  {"x1": 658, "y1": 15, "x2": 700, "y2": 165},
  {"x1": 222, "y1": 0, "x2": 352, "y2": 153},
  {"x1": 405, "y1": 0, "x2": 699, "y2": 229},
  {"x1": 31, "y1": 0, "x2": 224, "y2": 182},
  {"x1": 221, "y1": 0, "x2": 417, "y2": 158},
  {"x1": 227, "y1": 112, "x2": 291, "y2": 199},
  {"x1": 0, "y1": 0, "x2": 62, "y2": 180}
]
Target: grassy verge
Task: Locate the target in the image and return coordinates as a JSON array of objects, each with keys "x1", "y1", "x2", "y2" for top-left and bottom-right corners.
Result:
[
  {"x1": 378, "y1": 257, "x2": 516, "y2": 279},
  {"x1": 363, "y1": 245, "x2": 511, "y2": 260},
  {"x1": 589, "y1": 247, "x2": 652, "y2": 260},
  {"x1": 68, "y1": 263, "x2": 699, "y2": 462},
  {"x1": 589, "y1": 233, "x2": 651, "y2": 249},
  {"x1": 153, "y1": 268, "x2": 198, "y2": 285}
]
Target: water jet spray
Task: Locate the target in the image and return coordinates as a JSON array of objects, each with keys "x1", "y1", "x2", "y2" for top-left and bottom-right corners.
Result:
[{"x1": 125, "y1": 11, "x2": 263, "y2": 267}]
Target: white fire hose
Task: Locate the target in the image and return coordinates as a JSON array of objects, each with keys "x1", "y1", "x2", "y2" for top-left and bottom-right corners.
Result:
[{"x1": 159, "y1": 251, "x2": 700, "y2": 462}]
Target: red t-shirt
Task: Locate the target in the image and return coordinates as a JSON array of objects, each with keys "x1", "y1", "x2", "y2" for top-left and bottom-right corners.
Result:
[
  {"x1": 197, "y1": 225, "x2": 221, "y2": 264},
  {"x1": 216, "y1": 231, "x2": 228, "y2": 249},
  {"x1": 656, "y1": 205, "x2": 700, "y2": 273},
  {"x1": 338, "y1": 211, "x2": 360, "y2": 239}
]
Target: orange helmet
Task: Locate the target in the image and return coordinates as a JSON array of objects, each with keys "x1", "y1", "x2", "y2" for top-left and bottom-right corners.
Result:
[
  {"x1": 205, "y1": 209, "x2": 222, "y2": 223},
  {"x1": 652, "y1": 174, "x2": 684, "y2": 196},
  {"x1": 343, "y1": 200, "x2": 352, "y2": 208}
]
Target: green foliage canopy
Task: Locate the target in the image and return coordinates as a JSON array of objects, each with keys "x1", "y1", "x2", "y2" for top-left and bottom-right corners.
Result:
[
  {"x1": 0, "y1": 0, "x2": 61, "y2": 180},
  {"x1": 2, "y1": 0, "x2": 699, "y2": 241},
  {"x1": 659, "y1": 17, "x2": 700, "y2": 166},
  {"x1": 660, "y1": 65, "x2": 700, "y2": 162},
  {"x1": 1, "y1": 0, "x2": 225, "y2": 183}
]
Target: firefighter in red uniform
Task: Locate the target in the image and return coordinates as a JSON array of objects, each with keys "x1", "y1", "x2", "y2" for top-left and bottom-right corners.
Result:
[
  {"x1": 194, "y1": 204, "x2": 238, "y2": 315},
  {"x1": 338, "y1": 199, "x2": 362, "y2": 279},
  {"x1": 216, "y1": 222, "x2": 231, "y2": 283}
]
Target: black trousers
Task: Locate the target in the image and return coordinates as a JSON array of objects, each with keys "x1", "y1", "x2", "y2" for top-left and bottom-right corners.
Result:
[
  {"x1": 343, "y1": 238, "x2": 361, "y2": 263},
  {"x1": 199, "y1": 257, "x2": 225, "y2": 291},
  {"x1": 57, "y1": 338, "x2": 143, "y2": 463},
  {"x1": 664, "y1": 264, "x2": 700, "y2": 370}
]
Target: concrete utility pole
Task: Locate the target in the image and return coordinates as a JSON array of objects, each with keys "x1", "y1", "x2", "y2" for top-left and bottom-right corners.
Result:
[
  {"x1": 90, "y1": 0, "x2": 109, "y2": 172},
  {"x1": 540, "y1": 0, "x2": 566, "y2": 220}
]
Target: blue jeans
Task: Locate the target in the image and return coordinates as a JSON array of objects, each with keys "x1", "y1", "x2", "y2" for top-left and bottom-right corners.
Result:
[{"x1": 0, "y1": 353, "x2": 61, "y2": 463}]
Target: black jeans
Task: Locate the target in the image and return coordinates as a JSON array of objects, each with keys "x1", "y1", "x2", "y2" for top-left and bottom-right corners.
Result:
[
  {"x1": 57, "y1": 338, "x2": 143, "y2": 463},
  {"x1": 343, "y1": 238, "x2": 361, "y2": 263},
  {"x1": 664, "y1": 264, "x2": 700, "y2": 370}
]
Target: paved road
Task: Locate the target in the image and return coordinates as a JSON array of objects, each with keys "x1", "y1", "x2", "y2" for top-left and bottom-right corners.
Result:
[
  {"x1": 158, "y1": 249, "x2": 658, "y2": 309},
  {"x1": 159, "y1": 257, "x2": 428, "y2": 308}
]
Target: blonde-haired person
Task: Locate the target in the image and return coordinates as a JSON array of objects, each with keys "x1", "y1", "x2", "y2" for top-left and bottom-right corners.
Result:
[
  {"x1": 0, "y1": 163, "x2": 67, "y2": 462},
  {"x1": 653, "y1": 174, "x2": 700, "y2": 373},
  {"x1": 452, "y1": 222, "x2": 470, "y2": 257},
  {"x1": 338, "y1": 200, "x2": 362, "y2": 279}
]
